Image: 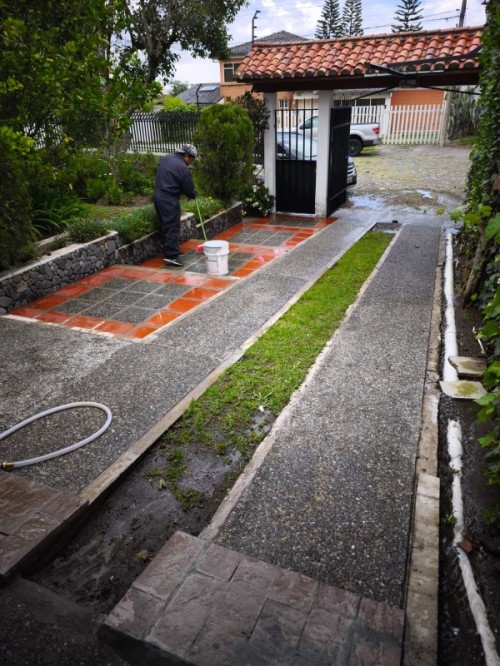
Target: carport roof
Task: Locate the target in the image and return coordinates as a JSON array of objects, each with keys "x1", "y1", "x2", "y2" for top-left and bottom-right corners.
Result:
[{"x1": 235, "y1": 26, "x2": 483, "y2": 92}]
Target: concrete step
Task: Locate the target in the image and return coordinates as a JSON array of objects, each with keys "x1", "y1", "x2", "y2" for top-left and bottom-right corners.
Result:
[
  {"x1": 0, "y1": 470, "x2": 87, "y2": 583},
  {"x1": 100, "y1": 531, "x2": 404, "y2": 665}
]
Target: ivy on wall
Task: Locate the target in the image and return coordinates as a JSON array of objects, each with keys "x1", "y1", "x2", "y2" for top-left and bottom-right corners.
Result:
[{"x1": 458, "y1": 0, "x2": 500, "y2": 485}]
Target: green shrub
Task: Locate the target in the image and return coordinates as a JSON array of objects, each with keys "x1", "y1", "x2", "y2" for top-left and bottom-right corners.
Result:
[
  {"x1": 163, "y1": 97, "x2": 196, "y2": 112},
  {"x1": 181, "y1": 196, "x2": 225, "y2": 220},
  {"x1": 193, "y1": 104, "x2": 254, "y2": 204},
  {"x1": 112, "y1": 205, "x2": 158, "y2": 244},
  {"x1": 116, "y1": 153, "x2": 157, "y2": 195},
  {"x1": 0, "y1": 129, "x2": 36, "y2": 270},
  {"x1": 31, "y1": 191, "x2": 85, "y2": 239},
  {"x1": 105, "y1": 182, "x2": 125, "y2": 205},
  {"x1": 64, "y1": 153, "x2": 113, "y2": 199},
  {"x1": 85, "y1": 177, "x2": 111, "y2": 201},
  {"x1": 66, "y1": 218, "x2": 112, "y2": 243}
]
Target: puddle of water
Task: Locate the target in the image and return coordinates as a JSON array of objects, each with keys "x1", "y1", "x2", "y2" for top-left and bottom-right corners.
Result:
[
  {"x1": 416, "y1": 189, "x2": 434, "y2": 199},
  {"x1": 348, "y1": 194, "x2": 386, "y2": 210}
]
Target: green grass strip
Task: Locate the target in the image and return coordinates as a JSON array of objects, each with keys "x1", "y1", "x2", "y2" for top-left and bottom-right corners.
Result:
[{"x1": 160, "y1": 230, "x2": 392, "y2": 463}]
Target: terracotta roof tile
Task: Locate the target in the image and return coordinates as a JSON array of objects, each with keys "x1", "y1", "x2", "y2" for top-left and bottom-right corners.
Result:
[{"x1": 236, "y1": 26, "x2": 483, "y2": 83}]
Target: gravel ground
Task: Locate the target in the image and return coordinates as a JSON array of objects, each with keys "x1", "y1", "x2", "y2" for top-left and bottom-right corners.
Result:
[{"x1": 348, "y1": 142, "x2": 472, "y2": 211}]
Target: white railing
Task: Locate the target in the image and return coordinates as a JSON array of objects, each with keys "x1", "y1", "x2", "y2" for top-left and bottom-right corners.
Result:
[
  {"x1": 380, "y1": 103, "x2": 447, "y2": 145},
  {"x1": 350, "y1": 106, "x2": 385, "y2": 125},
  {"x1": 276, "y1": 102, "x2": 447, "y2": 146}
]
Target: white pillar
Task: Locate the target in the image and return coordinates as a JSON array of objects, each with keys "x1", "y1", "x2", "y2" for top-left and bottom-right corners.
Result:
[
  {"x1": 263, "y1": 93, "x2": 277, "y2": 210},
  {"x1": 314, "y1": 91, "x2": 332, "y2": 217}
]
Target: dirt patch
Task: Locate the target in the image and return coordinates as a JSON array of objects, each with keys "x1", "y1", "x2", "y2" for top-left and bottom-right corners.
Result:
[
  {"x1": 437, "y1": 265, "x2": 500, "y2": 664},
  {"x1": 0, "y1": 432, "x2": 256, "y2": 665}
]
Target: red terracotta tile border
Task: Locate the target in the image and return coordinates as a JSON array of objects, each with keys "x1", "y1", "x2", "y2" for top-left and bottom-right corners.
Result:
[
  {"x1": 31, "y1": 295, "x2": 69, "y2": 310},
  {"x1": 10, "y1": 307, "x2": 46, "y2": 319},
  {"x1": 232, "y1": 268, "x2": 256, "y2": 278},
  {"x1": 55, "y1": 285, "x2": 91, "y2": 298},
  {"x1": 183, "y1": 287, "x2": 220, "y2": 300},
  {"x1": 65, "y1": 315, "x2": 102, "y2": 329},
  {"x1": 96, "y1": 320, "x2": 136, "y2": 336},
  {"x1": 166, "y1": 298, "x2": 202, "y2": 314},
  {"x1": 173, "y1": 275, "x2": 206, "y2": 286},
  {"x1": 142, "y1": 271, "x2": 179, "y2": 284},
  {"x1": 76, "y1": 275, "x2": 111, "y2": 287},
  {"x1": 146, "y1": 311, "x2": 179, "y2": 327},
  {"x1": 128, "y1": 325, "x2": 158, "y2": 339},
  {"x1": 203, "y1": 277, "x2": 233, "y2": 289},
  {"x1": 37, "y1": 312, "x2": 72, "y2": 324}
]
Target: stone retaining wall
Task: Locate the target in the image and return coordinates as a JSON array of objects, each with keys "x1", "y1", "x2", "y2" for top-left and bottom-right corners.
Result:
[{"x1": 0, "y1": 204, "x2": 241, "y2": 314}]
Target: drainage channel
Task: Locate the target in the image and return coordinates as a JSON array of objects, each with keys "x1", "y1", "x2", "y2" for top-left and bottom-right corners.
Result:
[{"x1": 441, "y1": 231, "x2": 500, "y2": 666}]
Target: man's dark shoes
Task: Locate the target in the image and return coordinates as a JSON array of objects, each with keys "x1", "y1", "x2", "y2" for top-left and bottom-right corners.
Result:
[{"x1": 164, "y1": 257, "x2": 183, "y2": 268}]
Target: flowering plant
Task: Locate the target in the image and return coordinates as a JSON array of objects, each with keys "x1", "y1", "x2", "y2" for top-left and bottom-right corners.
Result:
[
  {"x1": 181, "y1": 195, "x2": 225, "y2": 220},
  {"x1": 241, "y1": 182, "x2": 275, "y2": 217}
]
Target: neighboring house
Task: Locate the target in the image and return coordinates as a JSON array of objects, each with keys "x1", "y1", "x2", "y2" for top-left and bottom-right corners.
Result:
[
  {"x1": 219, "y1": 31, "x2": 308, "y2": 107},
  {"x1": 178, "y1": 83, "x2": 223, "y2": 109},
  {"x1": 291, "y1": 85, "x2": 445, "y2": 123}
]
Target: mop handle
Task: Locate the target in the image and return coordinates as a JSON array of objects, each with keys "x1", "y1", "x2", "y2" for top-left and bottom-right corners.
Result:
[{"x1": 195, "y1": 198, "x2": 208, "y2": 241}]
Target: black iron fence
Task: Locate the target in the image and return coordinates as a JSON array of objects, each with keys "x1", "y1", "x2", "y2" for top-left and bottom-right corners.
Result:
[{"x1": 128, "y1": 111, "x2": 200, "y2": 153}]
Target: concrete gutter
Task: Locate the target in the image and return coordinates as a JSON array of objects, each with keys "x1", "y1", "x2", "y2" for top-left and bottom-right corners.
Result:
[{"x1": 403, "y1": 230, "x2": 445, "y2": 665}]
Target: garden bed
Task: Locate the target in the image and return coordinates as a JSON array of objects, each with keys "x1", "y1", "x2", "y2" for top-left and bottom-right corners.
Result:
[{"x1": 0, "y1": 203, "x2": 242, "y2": 314}]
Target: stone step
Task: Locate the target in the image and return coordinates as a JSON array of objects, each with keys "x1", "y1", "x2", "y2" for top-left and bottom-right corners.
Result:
[
  {"x1": 100, "y1": 531, "x2": 404, "y2": 666},
  {"x1": 0, "y1": 470, "x2": 88, "y2": 583}
]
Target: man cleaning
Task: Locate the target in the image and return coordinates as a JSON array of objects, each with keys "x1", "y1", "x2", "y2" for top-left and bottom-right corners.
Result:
[{"x1": 153, "y1": 144, "x2": 198, "y2": 267}]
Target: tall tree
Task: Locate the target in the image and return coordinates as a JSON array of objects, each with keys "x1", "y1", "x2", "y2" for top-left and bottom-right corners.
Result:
[
  {"x1": 392, "y1": 0, "x2": 423, "y2": 32},
  {"x1": 315, "y1": 0, "x2": 343, "y2": 39},
  {"x1": 168, "y1": 80, "x2": 190, "y2": 97},
  {"x1": 116, "y1": 0, "x2": 246, "y2": 85},
  {"x1": 0, "y1": 0, "x2": 110, "y2": 149},
  {"x1": 341, "y1": 0, "x2": 363, "y2": 36}
]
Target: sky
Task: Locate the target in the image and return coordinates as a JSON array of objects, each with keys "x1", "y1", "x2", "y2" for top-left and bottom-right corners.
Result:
[{"x1": 169, "y1": 0, "x2": 486, "y2": 86}]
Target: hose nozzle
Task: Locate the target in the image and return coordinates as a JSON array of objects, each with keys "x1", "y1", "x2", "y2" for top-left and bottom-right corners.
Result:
[{"x1": 1, "y1": 461, "x2": 14, "y2": 470}]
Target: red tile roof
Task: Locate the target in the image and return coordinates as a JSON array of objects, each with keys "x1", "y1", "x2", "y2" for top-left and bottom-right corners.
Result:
[{"x1": 236, "y1": 26, "x2": 483, "y2": 88}]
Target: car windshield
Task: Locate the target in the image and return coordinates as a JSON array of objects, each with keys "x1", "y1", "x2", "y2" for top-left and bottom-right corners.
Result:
[{"x1": 276, "y1": 133, "x2": 318, "y2": 160}]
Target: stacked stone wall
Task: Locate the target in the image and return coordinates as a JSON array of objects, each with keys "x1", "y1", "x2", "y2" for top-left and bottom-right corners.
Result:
[{"x1": 0, "y1": 204, "x2": 241, "y2": 314}]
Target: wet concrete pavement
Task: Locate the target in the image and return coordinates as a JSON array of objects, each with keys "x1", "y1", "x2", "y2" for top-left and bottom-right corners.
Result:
[{"x1": 0, "y1": 205, "x2": 445, "y2": 664}]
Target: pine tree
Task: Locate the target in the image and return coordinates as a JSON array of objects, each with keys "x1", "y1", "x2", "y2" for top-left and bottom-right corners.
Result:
[
  {"x1": 341, "y1": 0, "x2": 363, "y2": 36},
  {"x1": 392, "y1": 0, "x2": 423, "y2": 33},
  {"x1": 315, "y1": 0, "x2": 343, "y2": 39}
]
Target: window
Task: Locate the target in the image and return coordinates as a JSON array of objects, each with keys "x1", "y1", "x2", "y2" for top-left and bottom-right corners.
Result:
[
  {"x1": 279, "y1": 99, "x2": 290, "y2": 109},
  {"x1": 356, "y1": 98, "x2": 386, "y2": 107},
  {"x1": 223, "y1": 63, "x2": 239, "y2": 83}
]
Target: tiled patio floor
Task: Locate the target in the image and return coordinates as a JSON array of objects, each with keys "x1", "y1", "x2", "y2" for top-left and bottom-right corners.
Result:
[{"x1": 7, "y1": 215, "x2": 334, "y2": 341}]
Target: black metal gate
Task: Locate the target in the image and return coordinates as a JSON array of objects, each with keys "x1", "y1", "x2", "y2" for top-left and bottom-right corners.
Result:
[
  {"x1": 327, "y1": 107, "x2": 351, "y2": 215},
  {"x1": 275, "y1": 108, "x2": 316, "y2": 214}
]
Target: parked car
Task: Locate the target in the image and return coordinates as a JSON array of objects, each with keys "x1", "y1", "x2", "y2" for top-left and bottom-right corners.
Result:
[
  {"x1": 276, "y1": 131, "x2": 357, "y2": 186},
  {"x1": 297, "y1": 115, "x2": 381, "y2": 157}
]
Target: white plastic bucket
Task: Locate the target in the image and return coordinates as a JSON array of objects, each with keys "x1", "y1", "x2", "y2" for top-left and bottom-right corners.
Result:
[{"x1": 203, "y1": 240, "x2": 229, "y2": 276}]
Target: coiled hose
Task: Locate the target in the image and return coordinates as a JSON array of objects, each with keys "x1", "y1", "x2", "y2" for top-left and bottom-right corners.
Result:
[{"x1": 0, "y1": 402, "x2": 112, "y2": 470}]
